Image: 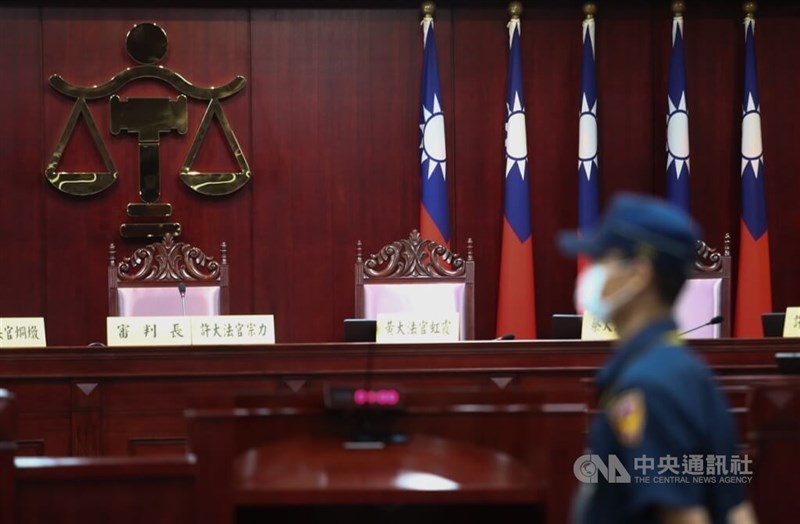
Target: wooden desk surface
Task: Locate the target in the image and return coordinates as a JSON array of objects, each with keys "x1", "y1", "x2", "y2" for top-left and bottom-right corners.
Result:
[
  {"x1": 186, "y1": 390, "x2": 548, "y2": 524},
  {"x1": 234, "y1": 434, "x2": 540, "y2": 505},
  {"x1": 0, "y1": 337, "x2": 785, "y2": 378}
]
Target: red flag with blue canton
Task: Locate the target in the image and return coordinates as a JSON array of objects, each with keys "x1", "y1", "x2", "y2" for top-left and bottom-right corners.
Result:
[
  {"x1": 735, "y1": 17, "x2": 772, "y2": 337},
  {"x1": 418, "y1": 16, "x2": 449, "y2": 246},
  {"x1": 577, "y1": 15, "x2": 600, "y2": 287},
  {"x1": 666, "y1": 12, "x2": 691, "y2": 212},
  {"x1": 496, "y1": 18, "x2": 536, "y2": 339}
]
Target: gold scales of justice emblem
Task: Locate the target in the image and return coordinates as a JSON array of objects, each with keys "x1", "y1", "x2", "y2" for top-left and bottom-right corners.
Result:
[{"x1": 45, "y1": 22, "x2": 250, "y2": 238}]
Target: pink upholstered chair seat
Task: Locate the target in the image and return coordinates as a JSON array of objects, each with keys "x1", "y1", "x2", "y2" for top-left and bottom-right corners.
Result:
[
  {"x1": 674, "y1": 278, "x2": 723, "y2": 339},
  {"x1": 363, "y1": 283, "x2": 467, "y2": 340},
  {"x1": 117, "y1": 286, "x2": 221, "y2": 317}
]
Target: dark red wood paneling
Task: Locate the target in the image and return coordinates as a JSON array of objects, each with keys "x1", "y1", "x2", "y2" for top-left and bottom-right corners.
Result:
[
  {"x1": 756, "y1": 12, "x2": 800, "y2": 314},
  {"x1": 0, "y1": 8, "x2": 44, "y2": 318},
  {"x1": 451, "y1": 6, "x2": 510, "y2": 340},
  {"x1": 15, "y1": 456, "x2": 195, "y2": 524},
  {"x1": 524, "y1": 7, "x2": 585, "y2": 334},
  {"x1": 250, "y1": 8, "x2": 431, "y2": 342},
  {"x1": 596, "y1": 2, "x2": 655, "y2": 199}
]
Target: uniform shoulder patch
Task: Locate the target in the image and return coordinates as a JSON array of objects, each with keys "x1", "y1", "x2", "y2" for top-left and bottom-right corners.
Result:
[{"x1": 606, "y1": 388, "x2": 646, "y2": 447}]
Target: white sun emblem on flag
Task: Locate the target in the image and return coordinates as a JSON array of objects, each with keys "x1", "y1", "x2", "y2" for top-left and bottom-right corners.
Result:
[
  {"x1": 741, "y1": 93, "x2": 763, "y2": 177},
  {"x1": 420, "y1": 94, "x2": 446, "y2": 179},
  {"x1": 578, "y1": 93, "x2": 598, "y2": 179},
  {"x1": 667, "y1": 92, "x2": 690, "y2": 176},
  {"x1": 505, "y1": 92, "x2": 527, "y2": 178}
]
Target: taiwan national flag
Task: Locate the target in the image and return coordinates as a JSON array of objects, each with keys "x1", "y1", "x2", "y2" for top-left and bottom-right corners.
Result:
[
  {"x1": 666, "y1": 11, "x2": 691, "y2": 212},
  {"x1": 577, "y1": 14, "x2": 599, "y2": 277},
  {"x1": 419, "y1": 16, "x2": 449, "y2": 246},
  {"x1": 496, "y1": 18, "x2": 536, "y2": 339},
  {"x1": 735, "y1": 17, "x2": 772, "y2": 337}
]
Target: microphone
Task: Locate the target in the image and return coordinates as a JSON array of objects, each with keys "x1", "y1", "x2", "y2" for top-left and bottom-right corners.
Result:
[
  {"x1": 495, "y1": 333, "x2": 516, "y2": 340},
  {"x1": 177, "y1": 282, "x2": 187, "y2": 316},
  {"x1": 345, "y1": 322, "x2": 406, "y2": 445},
  {"x1": 679, "y1": 315, "x2": 723, "y2": 337}
]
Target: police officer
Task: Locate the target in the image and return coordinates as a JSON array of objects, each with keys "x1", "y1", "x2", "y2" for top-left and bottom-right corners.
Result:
[{"x1": 558, "y1": 193, "x2": 757, "y2": 524}]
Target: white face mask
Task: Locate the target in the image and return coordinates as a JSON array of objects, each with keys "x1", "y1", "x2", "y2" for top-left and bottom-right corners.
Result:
[{"x1": 575, "y1": 263, "x2": 639, "y2": 323}]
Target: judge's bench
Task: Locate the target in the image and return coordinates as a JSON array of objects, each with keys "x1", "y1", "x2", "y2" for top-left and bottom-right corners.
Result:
[{"x1": 1, "y1": 338, "x2": 798, "y2": 523}]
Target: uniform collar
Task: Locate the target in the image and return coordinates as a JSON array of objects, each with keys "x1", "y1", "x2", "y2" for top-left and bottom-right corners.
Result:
[{"x1": 595, "y1": 317, "x2": 678, "y2": 394}]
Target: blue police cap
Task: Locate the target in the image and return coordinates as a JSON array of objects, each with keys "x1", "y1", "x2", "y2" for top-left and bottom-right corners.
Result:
[{"x1": 557, "y1": 193, "x2": 701, "y2": 271}]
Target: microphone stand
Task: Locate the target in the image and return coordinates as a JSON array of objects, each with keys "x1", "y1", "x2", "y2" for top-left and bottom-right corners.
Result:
[
  {"x1": 679, "y1": 316, "x2": 723, "y2": 337},
  {"x1": 178, "y1": 282, "x2": 187, "y2": 317}
]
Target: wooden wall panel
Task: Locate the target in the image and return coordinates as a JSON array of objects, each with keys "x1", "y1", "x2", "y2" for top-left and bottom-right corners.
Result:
[
  {"x1": 0, "y1": 8, "x2": 44, "y2": 318},
  {"x1": 250, "y1": 8, "x2": 429, "y2": 342},
  {"x1": 1, "y1": 2, "x2": 799, "y2": 343},
  {"x1": 756, "y1": 11, "x2": 800, "y2": 313},
  {"x1": 451, "y1": 7, "x2": 509, "y2": 339},
  {"x1": 594, "y1": 2, "x2": 655, "y2": 199},
  {"x1": 1, "y1": 382, "x2": 72, "y2": 456},
  {"x1": 522, "y1": 8, "x2": 584, "y2": 332}
]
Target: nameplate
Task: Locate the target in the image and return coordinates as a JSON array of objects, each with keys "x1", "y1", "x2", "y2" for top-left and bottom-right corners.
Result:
[
  {"x1": 0, "y1": 317, "x2": 47, "y2": 348},
  {"x1": 190, "y1": 315, "x2": 276, "y2": 345},
  {"x1": 375, "y1": 312, "x2": 460, "y2": 343},
  {"x1": 107, "y1": 317, "x2": 192, "y2": 347},
  {"x1": 783, "y1": 307, "x2": 800, "y2": 338},
  {"x1": 581, "y1": 313, "x2": 618, "y2": 341}
]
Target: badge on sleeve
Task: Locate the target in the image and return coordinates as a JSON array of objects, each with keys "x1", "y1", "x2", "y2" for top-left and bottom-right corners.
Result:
[{"x1": 606, "y1": 389, "x2": 646, "y2": 447}]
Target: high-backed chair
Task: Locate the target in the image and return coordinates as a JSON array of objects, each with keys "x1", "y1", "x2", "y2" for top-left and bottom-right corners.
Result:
[
  {"x1": 108, "y1": 233, "x2": 229, "y2": 317},
  {"x1": 355, "y1": 230, "x2": 475, "y2": 340},
  {"x1": 674, "y1": 234, "x2": 732, "y2": 338}
]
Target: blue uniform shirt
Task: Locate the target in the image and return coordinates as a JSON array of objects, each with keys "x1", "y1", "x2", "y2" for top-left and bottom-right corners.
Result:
[{"x1": 579, "y1": 318, "x2": 746, "y2": 523}]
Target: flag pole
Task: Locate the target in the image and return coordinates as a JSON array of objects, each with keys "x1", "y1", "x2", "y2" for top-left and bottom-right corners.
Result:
[
  {"x1": 496, "y1": 1, "x2": 536, "y2": 339},
  {"x1": 735, "y1": 0, "x2": 773, "y2": 337},
  {"x1": 418, "y1": 0, "x2": 451, "y2": 247},
  {"x1": 577, "y1": 1, "x2": 598, "y2": 281}
]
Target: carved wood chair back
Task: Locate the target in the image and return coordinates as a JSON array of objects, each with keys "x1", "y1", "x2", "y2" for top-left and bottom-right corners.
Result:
[
  {"x1": 108, "y1": 233, "x2": 229, "y2": 317},
  {"x1": 675, "y1": 234, "x2": 732, "y2": 338},
  {"x1": 355, "y1": 230, "x2": 475, "y2": 340}
]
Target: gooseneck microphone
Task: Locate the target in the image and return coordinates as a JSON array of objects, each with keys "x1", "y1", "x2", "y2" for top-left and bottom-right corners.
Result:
[
  {"x1": 679, "y1": 315, "x2": 723, "y2": 337},
  {"x1": 177, "y1": 282, "x2": 187, "y2": 316}
]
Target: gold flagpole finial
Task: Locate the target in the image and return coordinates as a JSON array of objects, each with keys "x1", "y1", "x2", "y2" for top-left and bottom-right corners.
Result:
[
  {"x1": 422, "y1": 1, "x2": 436, "y2": 19},
  {"x1": 672, "y1": 1, "x2": 686, "y2": 16},
  {"x1": 743, "y1": 1, "x2": 757, "y2": 19},
  {"x1": 583, "y1": 2, "x2": 597, "y2": 20},
  {"x1": 509, "y1": 2, "x2": 523, "y2": 19}
]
